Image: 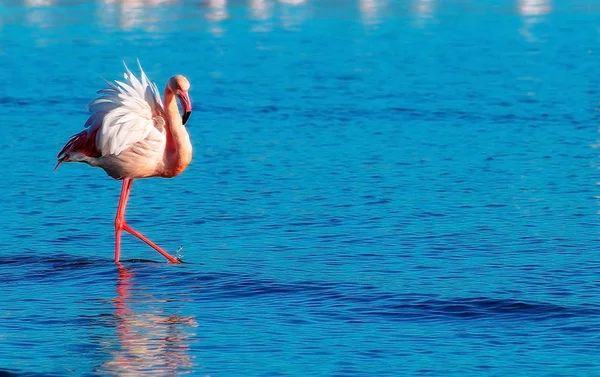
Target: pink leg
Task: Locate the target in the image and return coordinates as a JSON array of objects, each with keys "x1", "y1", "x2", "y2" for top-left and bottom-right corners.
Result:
[
  {"x1": 123, "y1": 223, "x2": 181, "y2": 264},
  {"x1": 115, "y1": 179, "x2": 133, "y2": 263},
  {"x1": 114, "y1": 179, "x2": 181, "y2": 264}
]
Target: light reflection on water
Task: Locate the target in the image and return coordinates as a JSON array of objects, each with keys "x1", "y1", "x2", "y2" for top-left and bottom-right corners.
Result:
[
  {"x1": 11, "y1": 0, "x2": 558, "y2": 33},
  {"x1": 206, "y1": 0, "x2": 228, "y2": 36},
  {"x1": 99, "y1": 266, "x2": 198, "y2": 376},
  {"x1": 518, "y1": 0, "x2": 551, "y2": 42},
  {"x1": 519, "y1": 0, "x2": 552, "y2": 16},
  {"x1": 95, "y1": 0, "x2": 177, "y2": 32},
  {"x1": 413, "y1": 0, "x2": 434, "y2": 28},
  {"x1": 2, "y1": 0, "x2": 599, "y2": 376}
]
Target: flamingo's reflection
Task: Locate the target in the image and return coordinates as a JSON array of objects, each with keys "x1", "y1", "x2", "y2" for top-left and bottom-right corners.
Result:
[{"x1": 101, "y1": 265, "x2": 198, "y2": 376}]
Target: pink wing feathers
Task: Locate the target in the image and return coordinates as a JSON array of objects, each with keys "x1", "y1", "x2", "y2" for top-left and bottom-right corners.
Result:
[{"x1": 56, "y1": 62, "x2": 165, "y2": 167}]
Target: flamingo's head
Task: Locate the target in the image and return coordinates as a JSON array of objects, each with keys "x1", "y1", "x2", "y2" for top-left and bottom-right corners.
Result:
[{"x1": 168, "y1": 75, "x2": 192, "y2": 125}]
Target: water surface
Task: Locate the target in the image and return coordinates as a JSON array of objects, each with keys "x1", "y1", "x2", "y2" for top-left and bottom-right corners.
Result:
[{"x1": 1, "y1": 0, "x2": 600, "y2": 376}]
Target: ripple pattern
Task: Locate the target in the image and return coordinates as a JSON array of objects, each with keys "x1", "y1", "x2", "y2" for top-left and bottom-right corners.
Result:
[{"x1": 1, "y1": 0, "x2": 600, "y2": 376}]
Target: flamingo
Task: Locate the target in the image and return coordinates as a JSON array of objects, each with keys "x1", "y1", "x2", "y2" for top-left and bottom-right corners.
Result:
[{"x1": 55, "y1": 62, "x2": 193, "y2": 264}]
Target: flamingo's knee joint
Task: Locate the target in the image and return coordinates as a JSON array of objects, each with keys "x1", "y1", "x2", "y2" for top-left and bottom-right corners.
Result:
[{"x1": 115, "y1": 217, "x2": 125, "y2": 230}]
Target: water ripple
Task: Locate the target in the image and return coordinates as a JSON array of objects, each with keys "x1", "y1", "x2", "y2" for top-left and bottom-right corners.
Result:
[
  {"x1": 2, "y1": 1, "x2": 600, "y2": 375},
  {"x1": 6, "y1": 255, "x2": 593, "y2": 325}
]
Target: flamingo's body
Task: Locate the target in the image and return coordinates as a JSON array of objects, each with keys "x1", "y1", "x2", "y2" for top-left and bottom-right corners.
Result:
[{"x1": 56, "y1": 62, "x2": 193, "y2": 264}]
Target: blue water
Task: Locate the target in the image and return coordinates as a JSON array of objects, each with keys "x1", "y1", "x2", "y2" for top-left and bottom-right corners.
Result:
[{"x1": 1, "y1": 0, "x2": 600, "y2": 375}]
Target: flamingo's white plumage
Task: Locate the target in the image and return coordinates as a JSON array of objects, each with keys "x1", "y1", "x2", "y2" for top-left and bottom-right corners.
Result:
[{"x1": 56, "y1": 62, "x2": 193, "y2": 264}]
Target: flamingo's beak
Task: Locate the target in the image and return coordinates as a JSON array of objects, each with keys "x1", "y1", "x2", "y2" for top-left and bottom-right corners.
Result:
[{"x1": 178, "y1": 91, "x2": 192, "y2": 125}]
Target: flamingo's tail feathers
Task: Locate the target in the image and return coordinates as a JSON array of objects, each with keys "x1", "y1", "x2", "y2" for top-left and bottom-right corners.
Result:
[
  {"x1": 55, "y1": 129, "x2": 101, "y2": 170},
  {"x1": 54, "y1": 156, "x2": 67, "y2": 171}
]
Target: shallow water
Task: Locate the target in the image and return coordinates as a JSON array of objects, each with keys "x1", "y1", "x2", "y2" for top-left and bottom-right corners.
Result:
[{"x1": 1, "y1": 0, "x2": 600, "y2": 376}]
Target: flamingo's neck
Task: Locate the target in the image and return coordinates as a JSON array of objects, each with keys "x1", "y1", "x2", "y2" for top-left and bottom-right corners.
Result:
[{"x1": 162, "y1": 87, "x2": 192, "y2": 177}]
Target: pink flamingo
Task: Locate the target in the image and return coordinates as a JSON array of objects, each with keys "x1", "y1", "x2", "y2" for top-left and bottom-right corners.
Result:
[{"x1": 55, "y1": 62, "x2": 193, "y2": 264}]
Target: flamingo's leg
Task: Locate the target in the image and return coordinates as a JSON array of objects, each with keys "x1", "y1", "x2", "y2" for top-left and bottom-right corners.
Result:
[
  {"x1": 122, "y1": 223, "x2": 181, "y2": 264},
  {"x1": 114, "y1": 179, "x2": 181, "y2": 264},
  {"x1": 114, "y1": 178, "x2": 133, "y2": 263}
]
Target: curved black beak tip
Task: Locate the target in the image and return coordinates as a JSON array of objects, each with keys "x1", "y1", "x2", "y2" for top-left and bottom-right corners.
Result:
[{"x1": 182, "y1": 111, "x2": 191, "y2": 125}]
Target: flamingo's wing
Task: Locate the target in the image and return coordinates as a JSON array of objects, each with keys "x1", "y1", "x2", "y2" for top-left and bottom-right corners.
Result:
[{"x1": 85, "y1": 61, "x2": 164, "y2": 156}]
